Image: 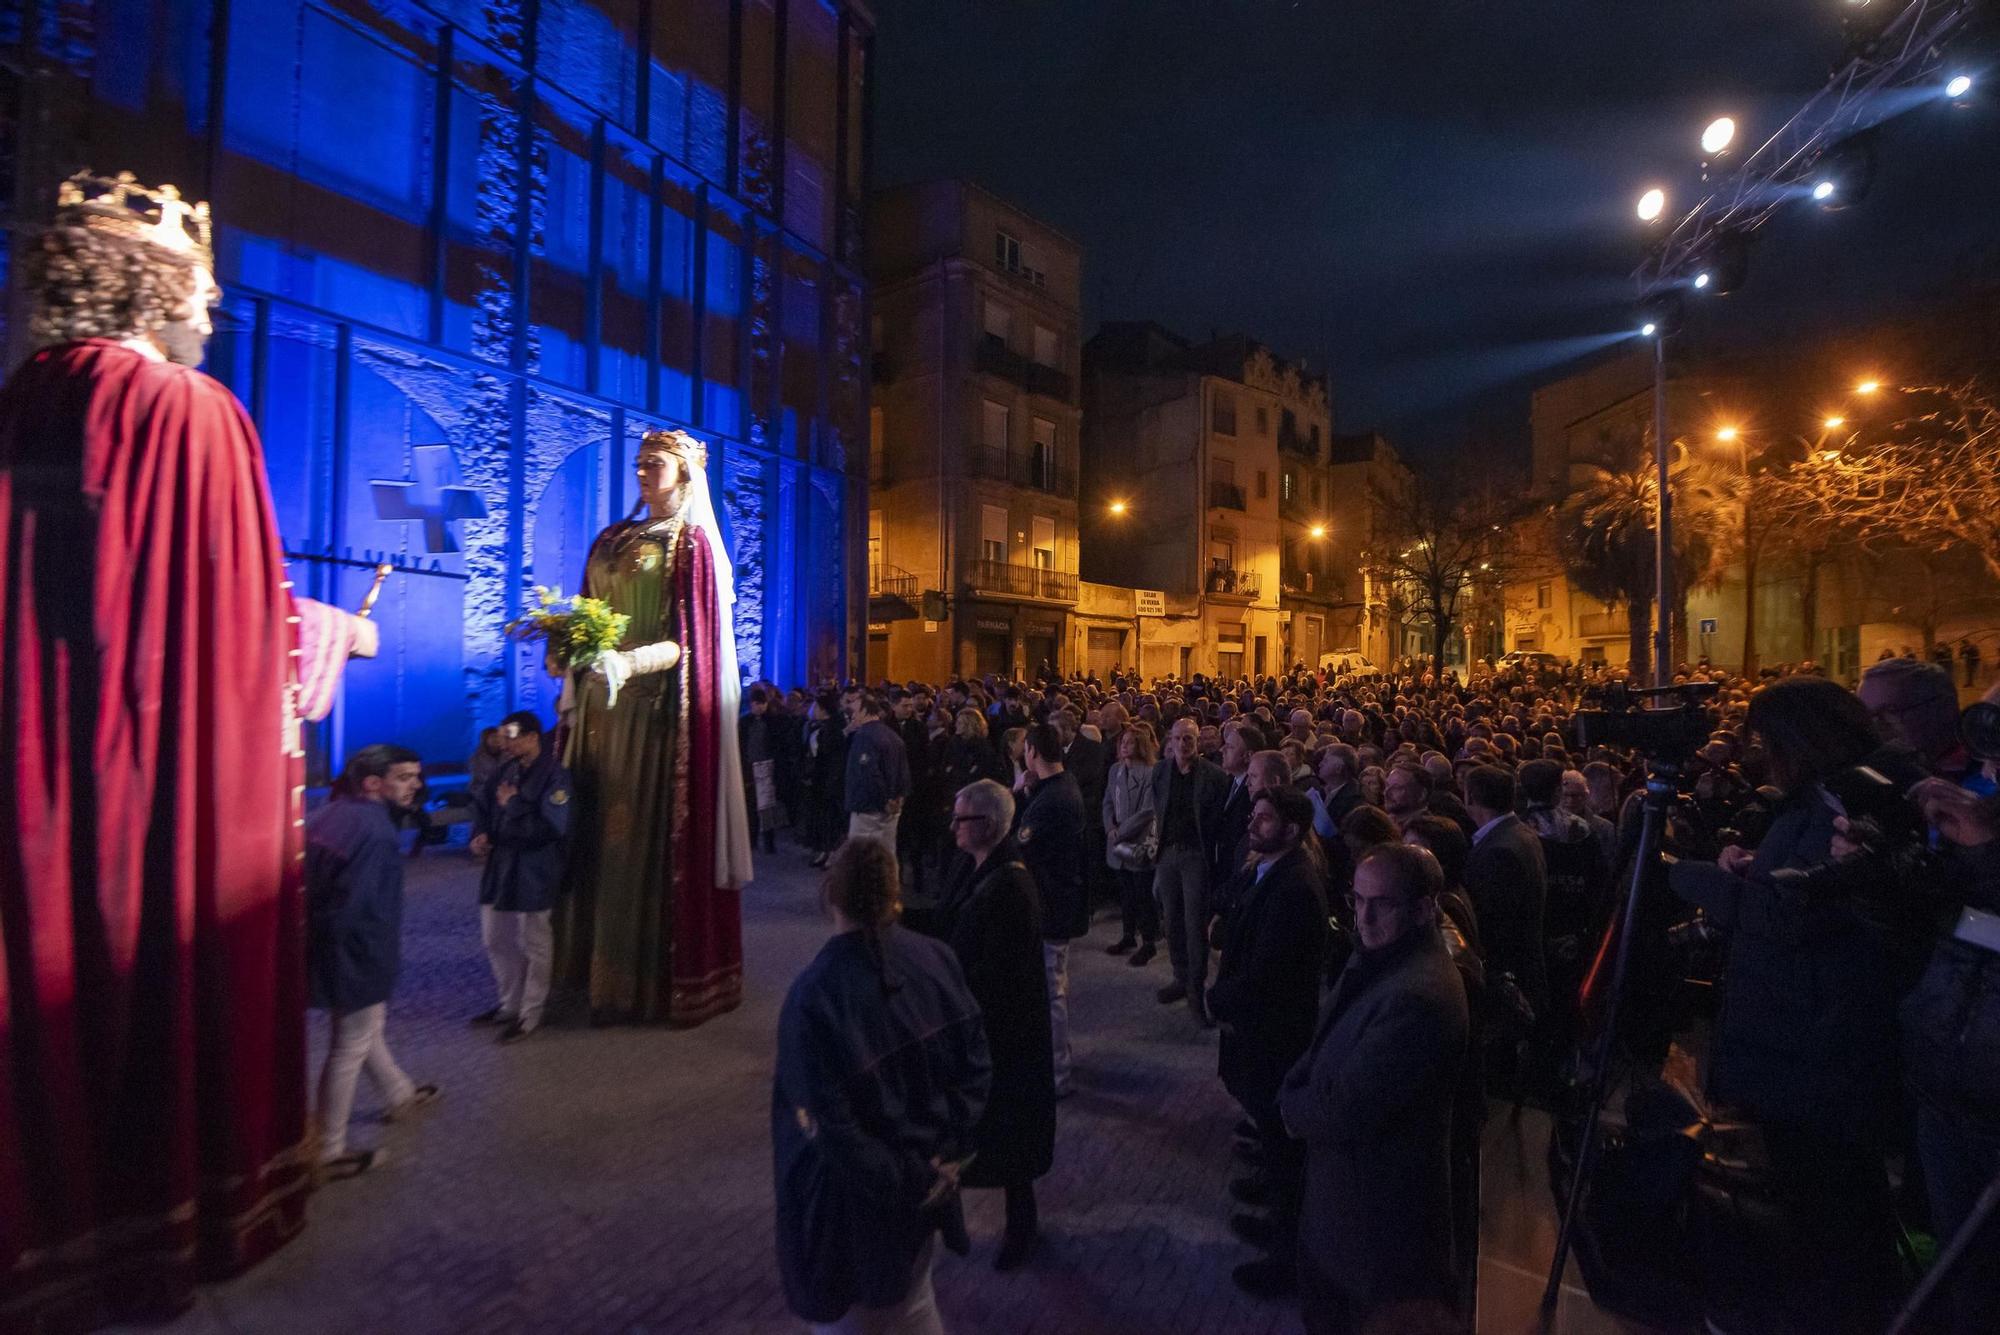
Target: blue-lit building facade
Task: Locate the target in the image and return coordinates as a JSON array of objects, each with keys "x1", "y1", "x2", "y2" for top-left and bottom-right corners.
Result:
[{"x1": 0, "y1": 0, "x2": 872, "y2": 780}]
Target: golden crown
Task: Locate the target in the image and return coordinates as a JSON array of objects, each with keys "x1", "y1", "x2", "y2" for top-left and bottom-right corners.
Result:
[
  {"x1": 640, "y1": 428, "x2": 709, "y2": 471},
  {"x1": 55, "y1": 170, "x2": 213, "y2": 266}
]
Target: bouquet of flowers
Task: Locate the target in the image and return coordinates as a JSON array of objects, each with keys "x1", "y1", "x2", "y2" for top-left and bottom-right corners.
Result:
[{"x1": 504, "y1": 587, "x2": 630, "y2": 671}]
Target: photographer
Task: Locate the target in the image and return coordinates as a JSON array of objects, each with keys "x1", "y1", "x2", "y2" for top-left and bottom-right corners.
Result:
[
  {"x1": 1897, "y1": 727, "x2": 2000, "y2": 1335},
  {"x1": 1666, "y1": 677, "x2": 1903, "y2": 1335}
]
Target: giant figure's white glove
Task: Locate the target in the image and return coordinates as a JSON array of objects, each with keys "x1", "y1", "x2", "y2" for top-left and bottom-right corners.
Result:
[{"x1": 592, "y1": 640, "x2": 682, "y2": 708}]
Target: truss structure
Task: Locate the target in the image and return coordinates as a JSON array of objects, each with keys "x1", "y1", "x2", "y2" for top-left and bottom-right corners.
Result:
[{"x1": 1637, "y1": 0, "x2": 1984, "y2": 295}]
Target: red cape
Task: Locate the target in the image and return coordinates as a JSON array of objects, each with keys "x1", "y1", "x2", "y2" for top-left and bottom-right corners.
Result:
[{"x1": 0, "y1": 341, "x2": 310, "y2": 1329}]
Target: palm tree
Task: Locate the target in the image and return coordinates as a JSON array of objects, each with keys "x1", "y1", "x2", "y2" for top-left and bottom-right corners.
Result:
[{"x1": 1559, "y1": 457, "x2": 1734, "y2": 679}]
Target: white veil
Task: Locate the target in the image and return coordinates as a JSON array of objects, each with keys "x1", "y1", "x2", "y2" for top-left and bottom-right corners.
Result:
[{"x1": 677, "y1": 436, "x2": 755, "y2": 890}]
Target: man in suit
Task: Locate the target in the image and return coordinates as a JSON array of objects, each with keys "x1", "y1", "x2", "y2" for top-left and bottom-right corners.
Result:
[
  {"x1": 1151, "y1": 717, "x2": 1230, "y2": 1026},
  {"x1": 1279, "y1": 843, "x2": 1469, "y2": 1333},
  {"x1": 1017, "y1": 723, "x2": 1088, "y2": 1097},
  {"x1": 1461, "y1": 764, "x2": 1550, "y2": 1033},
  {"x1": 1211, "y1": 787, "x2": 1330, "y2": 1298},
  {"x1": 1308, "y1": 743, "x2": 1363, "y2": 840},
  {"x1": 1213, "y1": 721, "x2": 1262, "y2": 891}
]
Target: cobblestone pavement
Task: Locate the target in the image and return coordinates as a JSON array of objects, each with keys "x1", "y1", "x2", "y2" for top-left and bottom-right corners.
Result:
[
  {"x1": 133, "y1": 843, "x2": 1296, "y2": 1335},
  {"x1": 131, "y1": 847, "x2": 1642, "y2": 1335}
]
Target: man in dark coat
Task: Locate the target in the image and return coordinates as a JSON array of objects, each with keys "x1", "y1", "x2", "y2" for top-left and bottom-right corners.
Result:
[
  {"x1": 934, "y1": 778, "x2": 1056, "y2": 1271},
  {"x1": 1017, "y1": 723, "x2": 1088, "y2": 1097},
  {"x1": 1212, "y1": 721, "x2": 1260, "y2": 891},
  {"x1": 1055, "y1": 709, "x2": 1110, "y2": 908},
  {"x1": 843, "y1": 688, "x2": 910, "y2": 852},
  {"x1": 305, "y1": 745, "x2": 440, "y2": 1177},
  {"x1": 1151, "y1": 717, "x2": 1232, "y2": 1025},
  {"x1": 1461, "y1": 765, "x2": 1550, "y2": 1030},
  {"x1": 1279, "y1": 843, "x2": 1469, "y2": 1333},
  {"x1": 1210, "y1": 788, "x2": 1330, "y2": 1297},
  {"x1": 471, "y1": 711, "x2": 573, "y2": 1044}
]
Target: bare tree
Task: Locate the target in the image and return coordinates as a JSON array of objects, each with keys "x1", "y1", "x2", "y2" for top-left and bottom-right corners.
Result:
[{"x1": 1359, "y1": 461, "x2": 1550, "y2": 673}]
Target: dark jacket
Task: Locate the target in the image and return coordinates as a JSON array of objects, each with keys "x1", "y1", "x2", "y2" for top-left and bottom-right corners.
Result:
[
  {"x1": 1463, "y1": 813, "x2": 1550, "y2": 1018},
  {"x1": 772, "y1": 925, "x2": 991, "y2": 1324},
  {"x1": 476, "y1": 746, "x2": 573, "y2": 913},
  {"x1": 1148, "y1": 755, "x2": 1230, "y2": 859},
  {"x1": 804, "y1": 716, "x2": 848, "y2": 847},
  {"x1": 1210, "y1": 846, "x2": 1330, "y2": 1113},
  {"x1": 1213, "y1": 773, "x2": 1255, "y2": 891},
  {"x1": 932, "y1": 840, "x2": 1055, "y2": 1186},
  {"x1": 1018, "y1": 770, "x2": 1089, "y2": 941},
  {"x1": 1669, "y1": 794, "x2": 1901, "y2": 1142},
  {"x1": 1279, "y1": 926, "x2": 1469, "y2": 1312},
  {"x1": 844, "y1": 718, "x2": 910, "y2": 816},
  {"x1": 304, "y1": 797, "x2": 405, "y2": 1011},
  {"x1": 1064, "y1": 734, "x2": 1109, "y2": 815}
]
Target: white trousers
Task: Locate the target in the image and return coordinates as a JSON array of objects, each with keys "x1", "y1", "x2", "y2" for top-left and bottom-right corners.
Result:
[
  {"x1": 482, "y1": 905, "x2": 554, "y2": 1029},
  {"x1": 317, "y1": 1003, "x2": 414, "y2": 1159},
  {"x1": 1044, "y1": 941, "x2": 1072, "y2": 1095},
  {"x1": 810, "y1": 1236, "x2": 944, "y2": 1335},
  {"x1": 847, "y1": 809, "x2": 900, "y2": 852}
]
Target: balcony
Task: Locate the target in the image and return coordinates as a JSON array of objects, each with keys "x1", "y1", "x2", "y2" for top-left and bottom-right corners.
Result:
[
  {"x1": 975, "y1": 335, "x2": 1073, "y2": 402},
  {"x1": 1280, "y1": 567, "x2": 1340, "y2": 603},
  {"x1": 1277, "y1": 423, "x2": 1319, "y2": 460},
  {"x1": 1209, "y1": 480, "x2": 1247, "y2": 512},
  {"x1": 1205, "y1": 564, "x2": 1261, "y2": 600},
  {"x1": 1577, "y1": 610, "x2": 1629, "y2": 639},
  {"x1": 869, "y1": 564, "x2": 920, "y2": 621},
  {"x1": 973, "y1": 446, "x2": 1076, "y2": 497},
  {"x1": 964, "y1": 559, "x2": 1078, "y2": 603}
]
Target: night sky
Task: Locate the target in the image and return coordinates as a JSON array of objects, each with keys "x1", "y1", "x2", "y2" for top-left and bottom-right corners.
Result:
[{"x1": 868, "y1": 0, "x2": 2000, "y2": 462}]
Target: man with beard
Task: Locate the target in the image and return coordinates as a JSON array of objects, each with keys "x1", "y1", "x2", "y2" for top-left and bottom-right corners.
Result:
[
  {"x1": 0, "y1": 172, "x2": 379, "y2": 1327},
  {"x1": 1211, "y1": 787, "x2": 1330, "y2": 1298},
  {"x1": 306, "y1": 745, "x2": 441, "y2": 1176}
]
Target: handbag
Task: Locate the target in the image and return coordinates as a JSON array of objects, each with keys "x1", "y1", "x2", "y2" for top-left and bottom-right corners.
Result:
[{"x1": 1112, "y1": 833, "x2": 1159, "y2": 866}]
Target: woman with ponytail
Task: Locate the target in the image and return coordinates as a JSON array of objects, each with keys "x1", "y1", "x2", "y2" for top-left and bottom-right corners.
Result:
[{"x1": 773, "y1": 839, "x2": 992, "y2": 1334}]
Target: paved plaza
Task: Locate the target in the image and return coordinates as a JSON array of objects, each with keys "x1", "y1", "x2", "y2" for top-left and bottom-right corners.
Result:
[{"x1": 130, "y1": 848, "x2": 1659, "y2": 1335}]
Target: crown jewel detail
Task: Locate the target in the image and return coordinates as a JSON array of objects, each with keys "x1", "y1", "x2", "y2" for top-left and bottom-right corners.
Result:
[{"x1": 55, "y1": 171, "x2": 213, "y2": 265}]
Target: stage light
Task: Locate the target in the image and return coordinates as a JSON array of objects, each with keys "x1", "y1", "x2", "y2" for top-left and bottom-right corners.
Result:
[
  {"x1": 1810, "y1": 132, "x2": 1878, "y2": 210},
  {"x1": 1693, "y1": 271, "x2": 1711, "y2": 289},
  {"x1": 1824, "y1": 416, "x2": 1846, "y2": 429},
  {"x1": 1637, "y1": 188, "x2": 1667, "y2": 222},
  {"x1": 1702, "y1": 117, "x2": 1737, "y2": 155},
  {"x1": 1856, "y1": 379, "x2": 1881, "y2": 394},
  {"x1": 1716, "y1": 426, "x2": 1739, "y2": 442},
  {"x1": 1641, "y1": 322, "x2": 1658, "y2": 337},
  {"x1": 1946, "y1": 74, "x2": 1973, "y2": 100},
  {"x1": 1640, "y1": 289, "x2": 1686, "y2": 339}
]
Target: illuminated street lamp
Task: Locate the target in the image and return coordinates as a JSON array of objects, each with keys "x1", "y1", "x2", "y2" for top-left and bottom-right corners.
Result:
[
  {"x1": 1715, "y1": 425, "x2": 1739, "y2": 442},
  {"x1": 1855, "y1": 379, "x2": 1882, "y2": 394},
  {"x1": 1823, "y1": 415, "x2": 1846, "y2": 429},
  {"x1": 1309, "y1": 524, "x2": 1327, "y2": 539},
  {"x1": 1108, "y1": 499, "x2": 1128, "y2": 516}
]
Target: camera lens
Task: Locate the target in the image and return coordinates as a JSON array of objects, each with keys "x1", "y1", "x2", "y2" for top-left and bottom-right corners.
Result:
[{"x1": 1963, "y1": 701, "x2": 2000, "y2": 762}]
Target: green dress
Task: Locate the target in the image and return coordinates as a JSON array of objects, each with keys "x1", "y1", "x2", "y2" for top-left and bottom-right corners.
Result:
[{"x1": 554, "y1": 517, "x2": 684, "y2": 1022}]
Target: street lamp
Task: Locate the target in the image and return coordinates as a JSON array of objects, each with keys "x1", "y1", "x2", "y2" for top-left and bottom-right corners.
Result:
[
  {"x1": 1309, "y1": 524, "x2": 1327, "y2": 539},
  {"x1": 1715, "y1": 425, "x2": 1739, "y2": 442},
  {"x1": 1108, "y1": 499, "x2": 1128, "y2": 516},
  {"x1": 1855, "y1": 379, "x2": 1882, "y2": 395},
  {"x1": 1823, "y1": 415, "x2": 1846, "y2": 429}
]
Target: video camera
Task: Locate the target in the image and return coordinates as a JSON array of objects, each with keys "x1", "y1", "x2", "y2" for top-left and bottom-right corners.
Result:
[
  {"x1": 1963, "y1": 700, "x2": 2000, "y2": 763},
  {"x1": 1573, "y1": 680, "x2": 1719, "y2": 763}
]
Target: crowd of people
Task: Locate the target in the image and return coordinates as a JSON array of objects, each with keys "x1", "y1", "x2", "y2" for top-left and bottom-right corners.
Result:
[{"x1": 763, "y1": 653, "x2": 2000, "y2": 1335}]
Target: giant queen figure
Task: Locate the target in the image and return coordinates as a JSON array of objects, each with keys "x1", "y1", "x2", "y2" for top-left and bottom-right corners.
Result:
[
  {"x1": 554, "y1": 427, "x2": 754, "y2": 1026},
  {"x1": 0, "y1": 174, "x2": 377, "y2": 1328}
]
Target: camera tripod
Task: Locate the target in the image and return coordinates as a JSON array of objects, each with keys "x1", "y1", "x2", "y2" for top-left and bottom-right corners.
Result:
[{"x1": 1540, "y1": 755, "x2": 1682, "y2": 1312}]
